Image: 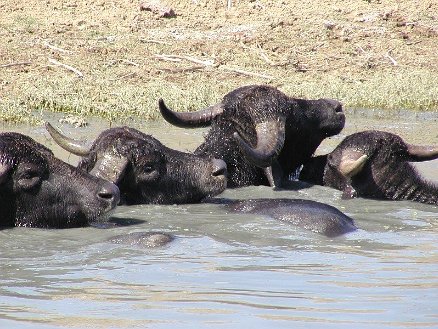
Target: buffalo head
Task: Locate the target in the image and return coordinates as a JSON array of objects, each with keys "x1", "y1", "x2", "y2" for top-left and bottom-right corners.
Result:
[
  {"x1": 0, "y1": 133, "x2": 120, "y2": 228},
  {"x1": 46, "y1": 124, "x2": 227, "y2": 205},
  {"x1": 300, "y1": 130, "x2": 438, "y2": 204},
  {"x1": 159, "y1": 85, "x2": 345, "y2": 187}
]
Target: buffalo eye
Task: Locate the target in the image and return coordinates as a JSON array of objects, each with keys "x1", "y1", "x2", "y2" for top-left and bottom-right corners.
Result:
[
  {"x1": 14, "y1": 164, "x2": 45, "y2": 191},
  {"x1": 143, "y1": 165, "x2": 155, "y2": 174},
  {"x1": 136, "y1": 163, "x2": 160, "y2": 182}
]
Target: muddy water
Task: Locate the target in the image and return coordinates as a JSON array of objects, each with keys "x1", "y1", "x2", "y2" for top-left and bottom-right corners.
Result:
[{"x1": 0, "y1": 111, "x2": 437, "y2": 329}]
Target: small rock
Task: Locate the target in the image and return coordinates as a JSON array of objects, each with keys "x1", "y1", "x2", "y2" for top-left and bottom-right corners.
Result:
[
  {"x1": 324, "y1": 21, "x2": 336, "y2": 30},
  {"x1": 59, "y1": 115, "x2": 88, "y2": 128},
  {"x1": 140, "y1": 1, "x2": 176, "y2": 18}
]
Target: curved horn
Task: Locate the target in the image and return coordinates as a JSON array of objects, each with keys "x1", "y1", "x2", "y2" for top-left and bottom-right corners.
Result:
[
  {"x1": 158, "y1": 98, "x2": 223, "y2": 128},
  {"x1": 89, "y1": 152, "x2": 129, "y2": 184},
  {"x1": 233, "y1": 118, "x2": 286, "y2": 168},
  {"x1": 45, "y1": 122, "x2": 91, "y2": 156},
  {"x1": 407, "y1": 144, "x2": 438, "y2": 162},
  {"x1": 338, "y1": 153, "x2": 368, "y2": 177}
]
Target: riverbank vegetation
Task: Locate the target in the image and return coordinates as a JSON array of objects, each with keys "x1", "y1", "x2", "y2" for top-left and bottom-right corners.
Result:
[{"x1": 1, "y1": 0, "x2": 437, "y2": 125}]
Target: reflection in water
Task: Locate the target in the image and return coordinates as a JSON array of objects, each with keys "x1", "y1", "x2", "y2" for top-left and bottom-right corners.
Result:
[{"x1": 0, "y1": 113, "x2": 437, "y2": 328}]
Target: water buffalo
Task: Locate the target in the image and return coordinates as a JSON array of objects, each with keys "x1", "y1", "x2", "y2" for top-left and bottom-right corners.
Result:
[
  {"x1": 0, "y1": 132, "x2": 120, "y2": 228},
  {"x1": 159, "y1": 84, "x2": 345, "y2": 188},
  {"x1": 220, "y1": 198, "x2": 357, "y2": 237},
  {"x1": 300, "y1": 130, "x2": 438, "y2": 205},
  {"x1": 46, "y1": 124, "x2": 227, "y2": 205}
]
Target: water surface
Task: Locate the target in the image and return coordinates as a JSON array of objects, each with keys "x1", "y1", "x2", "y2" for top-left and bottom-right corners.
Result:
[{"x1": 1, "y1": 111, "x2": 437, "y2": 328}]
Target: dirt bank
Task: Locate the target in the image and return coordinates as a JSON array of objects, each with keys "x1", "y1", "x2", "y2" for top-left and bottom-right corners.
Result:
[{"x1": 1, "y1": 0, "x2": 437, "y2": 124}]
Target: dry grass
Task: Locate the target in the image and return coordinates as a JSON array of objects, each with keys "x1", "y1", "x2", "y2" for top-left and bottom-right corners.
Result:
[{"x1": 1, "y1": 0, "x2": 437, "y2": 125}]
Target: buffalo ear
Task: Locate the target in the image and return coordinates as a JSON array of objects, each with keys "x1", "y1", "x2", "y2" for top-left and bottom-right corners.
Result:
[
  {"x1": 336, "y1": 151, "x2": 368, "y2": 177},
  {"x1": 0, "y1": 163, "x2": 12, "y2": 185}
]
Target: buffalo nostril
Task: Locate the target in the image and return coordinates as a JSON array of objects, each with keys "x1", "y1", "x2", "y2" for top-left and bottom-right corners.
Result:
[
  {"x1": 214, "y1": 167, "x2": 227, "y2": 177},
  {"x1": 98, "y1": 183, "x2": 120, "y2": 207},
  {"x1": 211, "y1": 159, "x2": 227, "y2": 177},
  {"x1": 98, "y1": 192, "x2": 113, "y2": 199},
  {"x1": 335, "y1": 104, "x2": 343, "y2": 113}
]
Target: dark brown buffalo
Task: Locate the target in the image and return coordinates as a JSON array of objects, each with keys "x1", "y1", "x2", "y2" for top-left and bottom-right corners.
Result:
[
  {"x1": 0, "y1": 133, "x2": 120, "y2": 228},
  {"x1": 46, "y1": 124, "x2": 227, "y2": 205},
  {"x1": 159, "y1": 84, "x2": 345, "y2": 188},
  {"x1": 300, "y1": 130, "x2": 438, "y2": 205}
]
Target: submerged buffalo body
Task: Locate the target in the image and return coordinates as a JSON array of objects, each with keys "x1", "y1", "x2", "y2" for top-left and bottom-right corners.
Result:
[
  {"x1": 223, "y1": 198, "x2": 356, "y2": 237},
  {"x1": 0, "y1": 133, "x2": 119, "y2": 228},
  {"x1": 109, "y1": 231, "x2": 174, "y2": 248},
  {"x1": 47, "y1": 125, "x2": 227, "y2": 205},
  {"x1": 159, "y1": 85, "x2": 345, "y2": 188},
  {"x1": 300, "y1": 130, "x2": 438, "y2": 205}
]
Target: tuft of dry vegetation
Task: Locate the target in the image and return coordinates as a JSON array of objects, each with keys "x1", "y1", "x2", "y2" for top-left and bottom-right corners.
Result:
[{"x1": 1, "y1": 0, "x2": 437, "y2": 125}]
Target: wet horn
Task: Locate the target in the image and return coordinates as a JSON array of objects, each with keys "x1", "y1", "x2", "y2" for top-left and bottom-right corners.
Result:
[
  {"x1": 158, "y1": 98, "x2": 224, "y2": 128},
  {"x1": 407, "y1": 144, "x2": 438, "y2": 161},
  {"x1": 233, "y1": 118, "x2": 286, "y2": 168},
  {"x1": 89, "y1": 152, "x2": 129, "y2": 184},
  {"x1": 338, "y1": 153, "x2": 368, "y2": 177},
  {"x1": 45, "y1": 122, "x2": 91, "y2": 156}
]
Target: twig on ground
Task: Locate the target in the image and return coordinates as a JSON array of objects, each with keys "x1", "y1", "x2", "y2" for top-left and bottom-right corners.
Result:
[
  {"x1": 155, "y1": 54, "x2": 215, "y2": 66},
  {"x1": 154, "y1": 54, "x2": 182, "y2": 62},
  {"x1": 0, "y1": 61, "x2": 31, "y2": 68},
  {"x1": 155, "y1": 53, "x2": 270, "y2": 78},
  {"x1": 174, "y1": 55, "x2": 214, "y2": 66},
  {"x1": 385, "y1": 51, "x2": 398, "y2": 66},
  {"x1": 139, "y1": 38, "x2": 172, "y2": 45},
  {"x1": 122, "y1": 59, "x2": 139, "y2": 66},
  {"x1": 256, "y1": 43, "x2": 275, "y2": 65},
  {"x1": 240, "y1": 42, "x2": 276, "y2": 66},
  {"x1": 158, "y1": 65, "x2": 206, "y2": 73},
  {"x1": 43, "y1": 41, "x2": 71, "y2": 54},
  {"x1": 357, "y1": 46, "x2": 366, "y2": 54},
  {"x1": 154, "y1": 54, "x2": 217, "y2": 74},
  {"x1": 107, "y1": 59, "x2": 139, "y2": 67},
  {"x1": 220, "y1": 66, "x2": 274, "y2": 80},
  {"x1": 48, "y1": 58, "x2": 84, "y2": 78}
]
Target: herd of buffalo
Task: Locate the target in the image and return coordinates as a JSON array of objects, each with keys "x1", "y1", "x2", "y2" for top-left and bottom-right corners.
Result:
[{"x1": 1, "y1": 85, "x2": 437, "y2": 239}]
